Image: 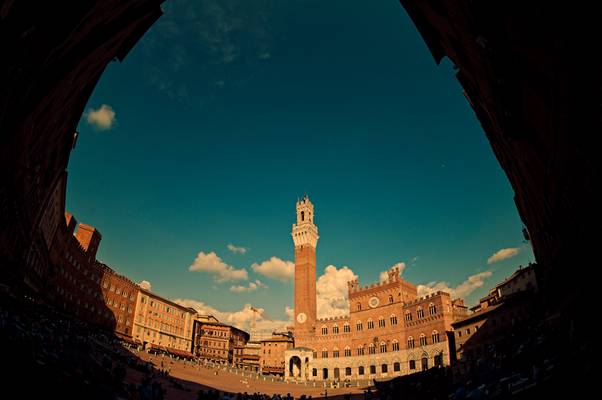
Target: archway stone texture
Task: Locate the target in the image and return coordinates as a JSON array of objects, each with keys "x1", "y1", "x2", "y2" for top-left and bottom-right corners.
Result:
[
  {"x1": 399, "y1": 0, "x2": 600, "y2": 334},
  {"x1": 0, "y1": 0, "x2": 164, "y2": 285}
]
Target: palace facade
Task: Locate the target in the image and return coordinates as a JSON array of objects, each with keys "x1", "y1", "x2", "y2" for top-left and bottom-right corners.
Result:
[
  {"x1": 192, "y1": 320, "x2": 250, "y2": 367},
  {"x1": 285, "y1": 196, "x2": 467, "y2": 382}
]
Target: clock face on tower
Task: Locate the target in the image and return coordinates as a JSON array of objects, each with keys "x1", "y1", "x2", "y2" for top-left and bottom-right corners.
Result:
[{"x1": 296, "y1": 312, "x2": 307, "y2": 323}]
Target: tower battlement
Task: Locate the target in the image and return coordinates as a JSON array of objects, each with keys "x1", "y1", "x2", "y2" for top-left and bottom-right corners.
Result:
[
  {"x1": 402, "y1": 291, "x2": 451, "y2": 307},
  {"x1": 347, "y1": 265, "x2": 403, "y2": 295},
  {"x1": 316, "y1": 315, "x2": 350, "y2": 323},
  {"x1": 292, "y1": 195, "x2": 319, "y2": 249}
]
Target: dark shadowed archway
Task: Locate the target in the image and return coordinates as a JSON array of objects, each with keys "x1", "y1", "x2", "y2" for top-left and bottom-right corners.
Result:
[
  {"x1": 289, "y1": 356, "x2": 301, "y2": 378},
  {"x1": 0, "y1": 0, "x2": 599, "y2": 394}
]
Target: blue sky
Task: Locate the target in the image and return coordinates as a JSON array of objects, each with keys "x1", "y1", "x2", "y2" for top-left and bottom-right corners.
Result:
[{"x1": 68, "y1": 0, "x2": 533, "y2": 329}]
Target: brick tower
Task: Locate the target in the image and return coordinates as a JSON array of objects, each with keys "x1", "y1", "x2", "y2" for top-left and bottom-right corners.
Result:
[{"x1": 292, "y1": 195, "x2": 319, "y2": 339}]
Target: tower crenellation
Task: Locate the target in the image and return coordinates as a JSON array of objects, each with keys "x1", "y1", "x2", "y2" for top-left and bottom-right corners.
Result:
[
  {"x1": 347, "y1": 266, "x2": 408, "y2": 296},
  {"x1": 292, "y1": 194, "x2": 319, "y2": 248}
]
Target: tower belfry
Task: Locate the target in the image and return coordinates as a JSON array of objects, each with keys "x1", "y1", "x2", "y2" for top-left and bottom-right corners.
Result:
[{"x1": 292, "y1": 195, "x2": 319, "y2": 338}]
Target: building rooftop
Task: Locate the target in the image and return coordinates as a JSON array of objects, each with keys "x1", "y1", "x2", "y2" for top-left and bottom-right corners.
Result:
[
  {"x1": 452, "y1": 303, "x2": 503, "y2": 327},
  {"x1": 260, "y1": 337, "x2": 293, "y2": 343}
]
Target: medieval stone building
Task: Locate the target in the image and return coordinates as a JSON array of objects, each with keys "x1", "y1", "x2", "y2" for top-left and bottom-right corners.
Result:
[{"x1": 285, "y1": 196, "x2": 465, "y2": 382}]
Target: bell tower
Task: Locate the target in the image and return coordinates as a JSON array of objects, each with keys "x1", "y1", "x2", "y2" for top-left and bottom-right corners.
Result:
[{"x1": 292, "y1": 195, "x2": 319, "y2": 338}]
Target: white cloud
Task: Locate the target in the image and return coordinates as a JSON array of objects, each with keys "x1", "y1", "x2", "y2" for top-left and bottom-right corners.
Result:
[
  {"x1": 487, "y1": 247, "x2": 520, "y2": 264},
  {"x1": 86, "y1": 104, "x2": 116, "y2": 130},
  {"x1": 172, "y1": 299, "x2": 292, "y2": 333},
  {"x1": 453, "y1": 271, "x2": 494, "y2": 298},
  {"x1": 316, "y1": 265, "x2": 358, "y2": 318},
  {"x1": 417, "y1": 271, "x2": 494, "y2": 299},
  {"x1": 227, "y1": 243, "x2": 248, "y2": 254},
  {"x1": 251, "y1": 257, "x2": 294, "y2": 282},
  {"x1": 172, "y1": 299, "x2": 222, "y2": 317},
  {"x1": 229, "y1": 279, "x2": 267, "y2": 293},
  {"x1": 139, "y1": 280, "x2": 152, "y2": 291},
  {"x1": 188, "y1": 251, "x2": 248, "y2": 282},
  {"x1": 379, "y1": 262, "x2": 407, "y2": 283}
]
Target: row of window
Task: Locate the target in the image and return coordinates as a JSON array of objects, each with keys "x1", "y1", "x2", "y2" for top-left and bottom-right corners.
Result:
[
  {"x1": 321, "y1": 306, "x2": 437, "y2": 336},
  {"x1": 58, "y1": 264, "x2": 101, "y2": 286},
  {"x1": 407, "y1": 332, "x2": 440, "y2": 348},
  {"x1": 106, "y1": 298, "x2": 132, "y2": 313},
  {"x1": 319, "y1": 332, "x2": 441, "y2": 358},
  {"x1": 140, "y1": 296, "x2": 189, "y2": 319},
  {"x1": 354, "y1": 297, "x2": 438, "y2": 318},
  {"x1": 58, "y1": 267, "x2": 105, "y2": 300},
  {"x1": 405, "y1": 304, "x2": 437, "y2": 321},
  {"x1": 457, "y1": 325, "x2": 478, "y2": 337},
  {"x1": 138, "y1": 316, "x2": 185, "y2": 335},
  {"x1": 144, "y1": 309, "x2": 184, "y2": 328},
  {"x1": 202, "y1": 340, "x2": 227, "y2": 348},
  {"x1": 200, "y1": 329, "x2": 229, "y2": 337},
  {"x1": 321, "y1": 315, "x2": 400, "y2": 335},
  {"x1": 356, "y1": 294, "x2": 394, "y2": 311},
  {"x1": 310, "y1": 355, "x2": 443, "y2": 378},
  {"x1": 102, "y1": 281, "x2": 136, "y2": 301}
]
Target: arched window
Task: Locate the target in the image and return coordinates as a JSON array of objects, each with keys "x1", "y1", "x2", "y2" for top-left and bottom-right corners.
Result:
[
  {"x1": 417, "y1": 307, "x2": 424, "y2": 319},
  {"x1": 381, "y1": 364, "x2": 388, "y2": 373},
  {"x1": 301, "y1": 211, "x2": 305, "y2": 221},
  {"x1": 380, "y1": 342, "x2": 387, "y2": 353},
  {"x1": 420, "y1": 333, "x2": 427, "y2": 346},
  {"x1": 432, "y1": 330, "x2": 440, "y2": 343},
  {"x1": 429, "y1": 303, "x2": 437, "y2": 315},
  {"x1": 321, "y1": 325, "x2": 328, "y2": 335},
  {"x1": 344, "y1": 346, "x2": 351, "y2": 357},
  {"x1": 358, "y1": 366, "x2": 365, "y2": 375},
  {"x1": 392, "y1": 340, "x2": 399, "y2": 351},
  {"x1": 333, "y1": 348, "x2": 339, "y2": 358},
  {"x1": 368, "y1": 343, "x2": 376, "y2": 354},
  {"x1": 345, "y1": 367, "x2": 352, "y2": 376},
  {"x1": 356, "y1": 321, "x2": 363, "y2": 331},
  {"x1": 369, "y1": 365, "x2": 376, "y2": 374},
  {"x1": 390, "y1": 314, "x2": 398, "y2": 325},
  {"x1": 409, "y1": 360, "x2": 416, "y2": 370},
  {"x1": 388, "y1": 295, "x2": 394, "y2": 304},
  {"x1": 357, "y1": 345, "x2": 365, "y2": 356},
  {"x1": 322, "y1": 348, "x2": 328, "y2": 358},
  {"x1": 343, "y1": 322, "x2": 350, "y2": 333},
  {"x1": 378, "y1": 317, "x2": 385, "y2": 328},
  {"x1": 407, "y1": 336, "x2": 415, "y2": 349},
  {"x1": 332, "y1": 324, "x2": 339, "y2": 334},
  {"x1": 367, "y1": 319, "x2": 374, "y2": 330},
  {"x1": 393, "y1": 362, "x2": 400, "y2": 372},
  {"x1": 356, "y1": 302, "x2": 362, "y2": 311},
  {"x1": 405, "y1": 311, "x2": 412, "y2": 322},
  {"x1": 312, "y1": 368, "x2": 317, "y2": 376}
]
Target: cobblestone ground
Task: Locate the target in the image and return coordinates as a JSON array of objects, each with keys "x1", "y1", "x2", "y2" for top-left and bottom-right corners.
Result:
[{"x1": 128, "y1": 351, "x2": 368, "y2": 400}]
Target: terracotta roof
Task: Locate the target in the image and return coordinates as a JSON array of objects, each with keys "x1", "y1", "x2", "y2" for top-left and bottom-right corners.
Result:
[{"x1": 451, "y1": 303, "x2": 503, "y2": 327}]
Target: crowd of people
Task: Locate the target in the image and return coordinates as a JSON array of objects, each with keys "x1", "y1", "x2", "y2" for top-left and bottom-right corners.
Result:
[
  {"x1": 4, "y1": 280, "x2": 583, "y2": 400},
  {"x1": 0, "y1": 287, "x2": 172, "y2": 399},
  {"x1": 1, "y1": 286, "x2": 367, "y2": 399},
  {"x1": 197, "y1": 391, "x2": 318, "y2": 400}
]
